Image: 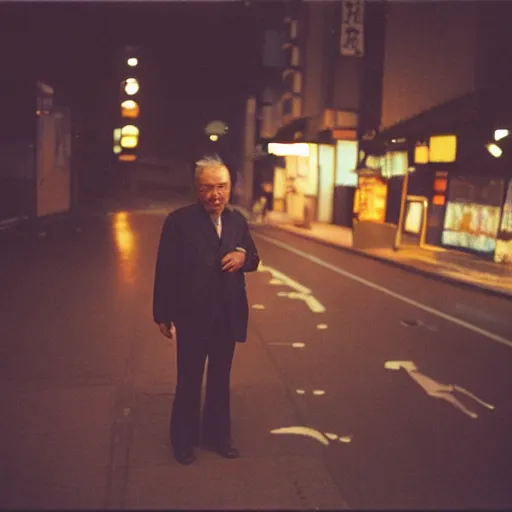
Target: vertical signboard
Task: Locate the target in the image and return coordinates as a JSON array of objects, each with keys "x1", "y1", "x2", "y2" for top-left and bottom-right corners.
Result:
[
  {"x1": 36, "y1": 82, "x2": 72, "y2": 218},
  {"x1": 340, "y1": 0, "x2": 365, "y2": 57}
]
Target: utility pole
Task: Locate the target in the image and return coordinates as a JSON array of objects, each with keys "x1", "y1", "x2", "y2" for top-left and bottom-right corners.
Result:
[{"x1": 242, "y1": 96, "x2": 256, "y2": 211}]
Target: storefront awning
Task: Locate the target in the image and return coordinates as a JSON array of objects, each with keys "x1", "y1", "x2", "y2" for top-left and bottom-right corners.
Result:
[
  {"x1": 271, "y1": 116, "x2": 311, "y2": 143},
  {"x1": 374, "y1": 87, "x2": 512, "y2": 144}
]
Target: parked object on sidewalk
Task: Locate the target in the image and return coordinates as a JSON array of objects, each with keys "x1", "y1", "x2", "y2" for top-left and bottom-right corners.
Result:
[{"x1": 153, "y1": 155, "x2": 260, "y2": 465}]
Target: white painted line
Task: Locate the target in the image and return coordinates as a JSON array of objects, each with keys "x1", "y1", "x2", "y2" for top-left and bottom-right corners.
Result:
[
  {"x1": 259, "y1": 264, "x2": 312, "y2": 294},
  {"x1": 251, "y1": 304, "x2": 266, "y2": 310},
  {"x1": 271, "y1": 426, "x2": 330, "y2": 445},
  {"x1": 317, "y1": 323, "x2": 328, "y2": 330},
  {"x1": 268, "y1": 342, "x2": 306, "y2": 348},
  {"x1": 255, "y1": 233, "x2": 512, "y2": 350}
]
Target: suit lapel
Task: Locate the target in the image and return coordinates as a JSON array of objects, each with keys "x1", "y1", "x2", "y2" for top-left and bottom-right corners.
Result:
[
  {"x1": 219, "y1": 208, "x2": 234, "y2": 254},
  {"x1": 188, "y1": 204, "x2": 221, "y2": 254}
]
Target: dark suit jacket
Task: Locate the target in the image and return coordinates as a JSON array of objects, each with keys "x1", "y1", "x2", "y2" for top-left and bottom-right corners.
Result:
[{"x1": 153, "y1": 203, "x2": 260, "y2": 343}]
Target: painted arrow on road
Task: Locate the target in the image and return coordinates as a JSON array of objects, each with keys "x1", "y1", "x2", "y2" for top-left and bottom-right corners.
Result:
[{"x1": 385, "y1": 360, "x2": 495, "y2": 419}]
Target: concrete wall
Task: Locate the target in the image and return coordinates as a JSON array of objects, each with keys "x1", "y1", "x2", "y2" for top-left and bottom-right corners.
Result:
[{"x1": 381, "y1": 1, "x2": 478, "y2": 129}]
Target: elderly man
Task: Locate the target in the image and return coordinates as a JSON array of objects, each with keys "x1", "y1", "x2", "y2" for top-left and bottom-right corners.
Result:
[{"x1": 153, "y1": 156, "x2": 260, "y2": 465}]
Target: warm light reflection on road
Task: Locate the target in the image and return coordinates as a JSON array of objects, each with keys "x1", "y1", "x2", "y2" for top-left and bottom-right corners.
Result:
[{"x1": 112, "y1": 211, "x2": 138, "y2": 285}]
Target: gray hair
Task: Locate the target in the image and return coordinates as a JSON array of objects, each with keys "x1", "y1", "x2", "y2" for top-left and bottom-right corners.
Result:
[{"x1": 194, "y1": 154, "x2": 229, "y2": 182}]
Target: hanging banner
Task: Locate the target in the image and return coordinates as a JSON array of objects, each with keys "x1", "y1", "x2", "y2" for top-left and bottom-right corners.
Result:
[{"x1": 340, "y1": 0, "x2": 365, "y2": 57}]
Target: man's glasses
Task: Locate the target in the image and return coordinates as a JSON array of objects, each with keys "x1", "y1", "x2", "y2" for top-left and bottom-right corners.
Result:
[{"x1": 199, "y1": 183, "x2": 229, "y2": 193}]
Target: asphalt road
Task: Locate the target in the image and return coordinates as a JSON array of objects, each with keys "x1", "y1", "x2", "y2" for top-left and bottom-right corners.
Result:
[{"x1": 1, "y1": 204, "x2": 511, "y2": 509}]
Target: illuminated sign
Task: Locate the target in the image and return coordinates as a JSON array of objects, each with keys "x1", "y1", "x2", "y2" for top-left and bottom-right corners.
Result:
[
  {"x1": 356, "y1": 175, "x2": 387, "y2": 222},
  {"x1": 404, "y1": 202, "x2": 423, "y2": 235},
  {"x1": 495, "y1": 180, "x2": 512, "y2": 264},
  {"x1": 340, "y1": 0, "x2": 364, "y2": 57},
  {"x1": 268, "y1": 143, "x2": 309, "y2": 157}
]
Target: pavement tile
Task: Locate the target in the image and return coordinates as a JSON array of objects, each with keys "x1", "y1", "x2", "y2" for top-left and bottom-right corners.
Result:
[
  {"x1": 0, "y1": 385, "x2": 116, "y2": 509},
  {"x1": 125, "y1": 455, "x2": 348, "y2": 510}
]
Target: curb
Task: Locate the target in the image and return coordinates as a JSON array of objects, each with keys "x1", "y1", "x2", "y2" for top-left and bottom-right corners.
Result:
[{"x1": 254, "y1": 223, "x2": 512, "y2": 301}]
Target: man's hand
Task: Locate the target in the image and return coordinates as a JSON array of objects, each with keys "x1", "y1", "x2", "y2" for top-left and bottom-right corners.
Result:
[
  {"x1": 159, "y1": 322, "x2": 176, "y2": 340},
  {"x1": 221, "y1": 251, "x2": 246, "y2": 272}
]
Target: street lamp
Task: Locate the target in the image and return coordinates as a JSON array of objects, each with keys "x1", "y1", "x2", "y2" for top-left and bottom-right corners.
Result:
[
  {"x1": 210, "y1": 134, "x2": 219, "y2": 142},
  {"x1": 127, "y1": 57, "x2": 138, "y2": 67},
  {"x1": 123, "y1": 78, "x2": 140, "y2": 96}
]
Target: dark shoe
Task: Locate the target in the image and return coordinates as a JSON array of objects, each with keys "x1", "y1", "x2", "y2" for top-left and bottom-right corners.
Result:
[
  {"x1": 202, "y1": 442, "x2": 239, "y2": 459},
  {"x1": 174, "y1": 448, "x2": 196, "y2": 465}
]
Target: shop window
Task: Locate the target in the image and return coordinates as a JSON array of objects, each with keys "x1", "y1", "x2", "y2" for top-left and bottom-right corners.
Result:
[
  {"x1": 382, "y1": 151, "x2": 408, "y2": 178},
  {"x1": 414, "y1": 144, "x2": 429, "y2": 164},
  {"x1": 335, "y1": 140, "x2": 358, "y2": 187},
  {"x1": 429, "y1": 135, "x2": 457, "y2": 163}
]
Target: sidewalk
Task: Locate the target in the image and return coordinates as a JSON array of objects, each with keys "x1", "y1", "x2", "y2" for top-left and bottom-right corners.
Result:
[
  {"x1": 236, "y1": 208, "x2": 512, "y2": 299},
  {"x1": 123, "y1": 316, "x2": 349, "y2": 510}
]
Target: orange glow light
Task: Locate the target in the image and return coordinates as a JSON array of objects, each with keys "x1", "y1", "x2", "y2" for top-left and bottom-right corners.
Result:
[
  {"x1": 433, "y1": 178, "x2": 447, "y2": 193},
  {"x1": 121, "y1": 100, "x2": 140, "y2": 119},
  {"x1": 119, "y1": 154, "x2": 137, "y2": 162},
  {"x1": 433, "y1": 194, "x2": 446, "y2": 206}
]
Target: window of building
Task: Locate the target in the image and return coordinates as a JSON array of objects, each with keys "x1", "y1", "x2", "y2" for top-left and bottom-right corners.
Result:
[
  {"x1": 290, "y1": 20, "x2": 298, "y2": 39},
  {"x1": 382, "y1": 151, "x2": 408, "y2": 178},
  {"x1": 293, "y1": 72, "x2": 302, "y2": 93},
  {"x1": 292, "y1": 97, "x2": 302, "y2": 118},
  {"x1": 291, "y1": 46, "x2": 300, "y2": 66},
  {"x1": 335, "y1": 140, "x2": 359, "y2": 187},
  {"x1": 282, "y1": 98, "x2": 292, "y2": 116},
  {"x1": 429, "y1": 135, "x2": 457, "y2": 163},
  {"x1": 283, "y1": 46, "x2": 293, "y2": 67},
  {"x1": 283, "y1": 73, "x2": 294, "y2": 94}
]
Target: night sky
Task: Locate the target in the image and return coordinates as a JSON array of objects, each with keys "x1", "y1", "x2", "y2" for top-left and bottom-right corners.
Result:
[{"x1": 1, "y1": 1, "x2": 284, "y2": 164}]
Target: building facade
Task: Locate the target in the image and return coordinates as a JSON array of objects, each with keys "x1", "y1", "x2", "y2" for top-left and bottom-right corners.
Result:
[
  {"x1": 259, "y1": 0, "x2": 386, "y2": 227},
  {"x1": 359, "y1": 1, "x2": 512, "y2": 264}
]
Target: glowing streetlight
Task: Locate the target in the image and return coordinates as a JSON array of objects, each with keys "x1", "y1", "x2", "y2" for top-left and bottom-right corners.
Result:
[
  {"x1": 486, "y1": 143, "x2": 503, "y2": 158},
  {"x1": 124, "y1": 78, "x2": 140, "y2": 96},
  {"x1": 210, "y1": 134, "x2": 219, "y2": 142},
  {"x1": 121, "y1": 99, "x2": 140, "y2": 119},
  {"x1": 127, "y1": 57, "x2": 138, "y2": 67}
]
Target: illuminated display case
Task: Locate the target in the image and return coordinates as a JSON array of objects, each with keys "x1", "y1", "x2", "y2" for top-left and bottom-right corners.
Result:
[
  {"x1": 355, "y1": 172, "x2": 387, "y2": 223},
  {"x1": 441, "y1": 177, "x2": 505, "y2": 257},
  {"x1": 495, "y1": 180, "x2": 512, "y2": 264}
]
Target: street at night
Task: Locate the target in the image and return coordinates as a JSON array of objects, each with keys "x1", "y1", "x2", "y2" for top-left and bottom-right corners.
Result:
[{"x1": 1, "y1": 200, "x2": 511, "y2": 509}]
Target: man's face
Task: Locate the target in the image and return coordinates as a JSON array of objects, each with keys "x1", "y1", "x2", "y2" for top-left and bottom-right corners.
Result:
[{"x1": 197, "y1": 166, "x2": 231, "y2": 215}]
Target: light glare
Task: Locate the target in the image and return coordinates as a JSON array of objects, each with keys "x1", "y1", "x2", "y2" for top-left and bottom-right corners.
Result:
[
  {"x1": 487, "y1": 143, "x2": 503, "y2": 158},
  {"x1": 494, "y1": 129, "x2": 509, "y2": 141},
  {"x1": 124, "y1": 78, "x2": 140, "y2": 96},
  {"x1": 127, "y1": 57, "x2": 138, "y2": 67},
  {"x1": 268, "y1": 143, "x2": 309, "y2": 157}
]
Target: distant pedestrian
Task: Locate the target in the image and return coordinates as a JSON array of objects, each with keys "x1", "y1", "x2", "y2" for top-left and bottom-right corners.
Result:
[{"x1": 153, "y1": 155, "x2": 260, "y2": 465}]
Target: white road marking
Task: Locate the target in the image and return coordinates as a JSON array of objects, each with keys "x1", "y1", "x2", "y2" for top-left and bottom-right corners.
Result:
[
  {"x1": 278, "y1": 291, "x2": 326, "y2": 313},
  {"x1": 271, "y1": 427, "x2": 353, "y2": 446},
  {"x1": 255, "y1": 233, "x2": 512, "y2": 350},
  {"x1": 258, "y1": 263, "x2": 326, "y2": 314},
  {"x1": 295, "y1": 389, "x2": 326, "y2": 396},
  {"x1": 271, "y1": 427, "x2": 329, "y2": 445},
  {"x1": 258, "y1": 264, "x2": 311, "y2": 294},
  {"x1": 317, "y1": 323, "x2": 328, "y2": 330},
  {"x1": 252, "y1": 304, "x2": 266, "y2": 310},
  {"x1": 385, "y1": 360, "x2": 495, "y2": 419},
  {"x1": 268, "y1": 342, "x2": 306, "y2": 348}
]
